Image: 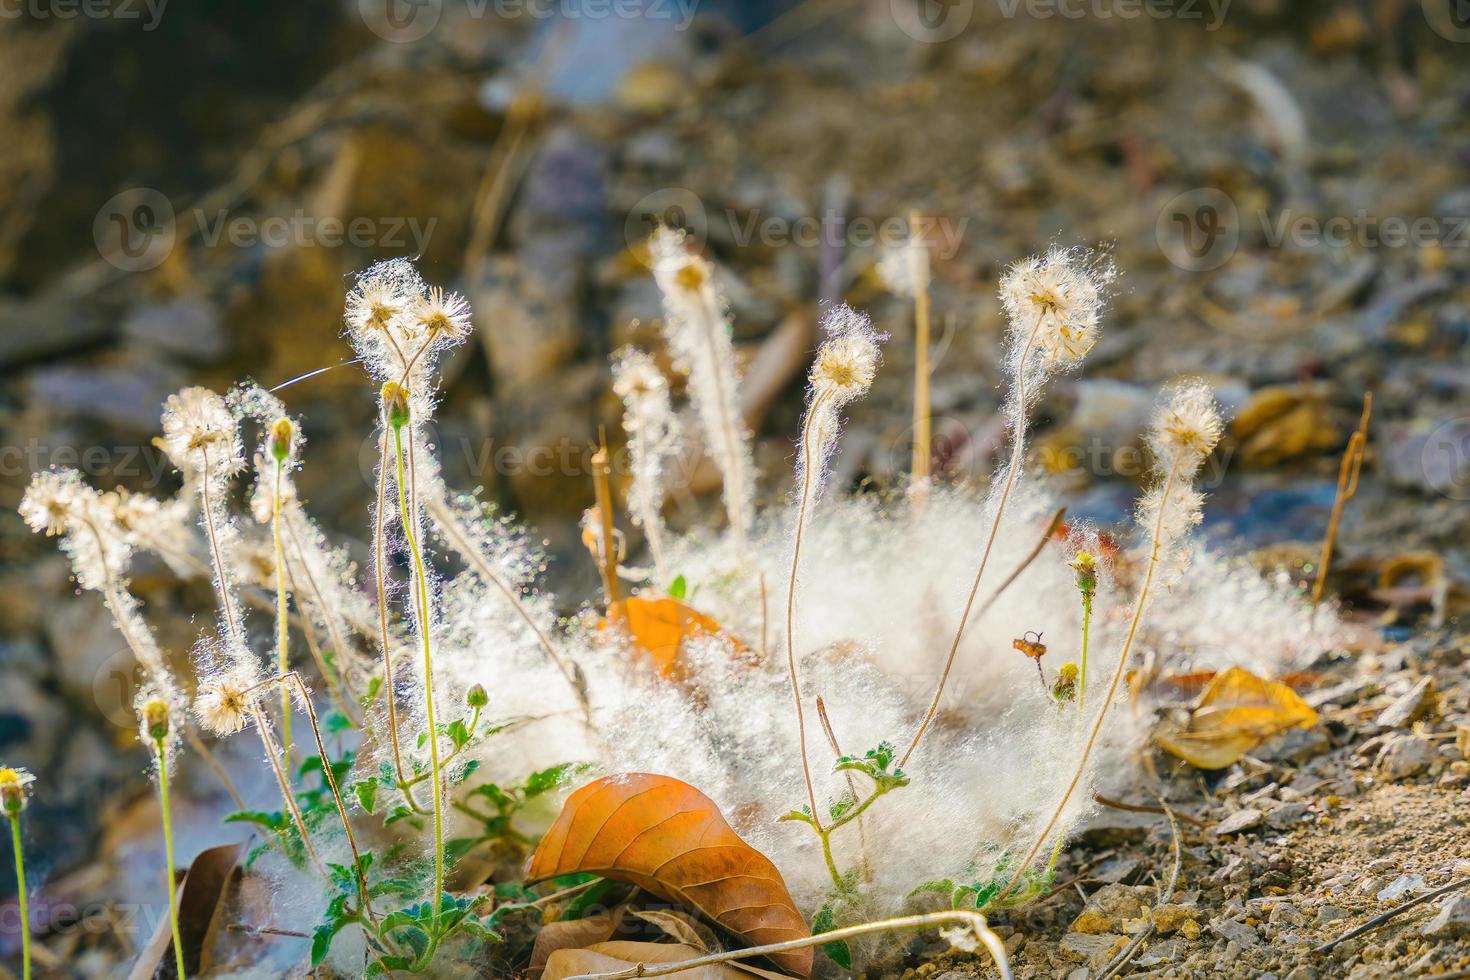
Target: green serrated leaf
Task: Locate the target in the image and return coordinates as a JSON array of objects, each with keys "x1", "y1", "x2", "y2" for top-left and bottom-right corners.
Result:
[
  {"x1": 311, "y1": 921, "x2": 340, "y2": 966},
  {"x1": 447, "y1": 719, "x2": 471, "y2": 750},
  {"x1": 353, "y1": 779, "x2": 378, "y2": 814}
]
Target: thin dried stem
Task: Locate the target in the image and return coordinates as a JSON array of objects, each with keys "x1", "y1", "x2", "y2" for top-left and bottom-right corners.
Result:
[
  {"x1": 277, "y1": 671, "x2": 375, "y2": 924},
  {"x1": 426, "y1": 496, "x2": 592, "y2": 728},
  {"x1": 785, "y1": 389, "x2": 833, "y2": 831},
  {"x1": 816, "y1": 695, "x2": 871, "y2": 884},
  {"x1": 592, "y1": 436, "x2": 621, "y2": 607},
  {"x1": 901, "y1": 312, "x2": 1046, "y2": 768},
  {"x1": 995, "y1": 463, "x2": 1181, "y2": 903},
  {"x1": 1312, "y1": 392, "x2": 1372, "y2": 614},
  {"x1": 909, "y1": 208, "x2": 933, "y2": 494},
  {"x1": 562, "y1": 910, "x2": 1012, "y2": 980},
  {"x1": 279, "y1": 522, "x2": 358, "y2": 724},
  {"x1": 199, "y1": 445, "x2": 241, "y2": 643},
  {"x1": 250, "y1": 704, "x2": 325, "y2": 876},
  {"x1": 372, "y1": 422, "x2": 412, "y2": 791}
]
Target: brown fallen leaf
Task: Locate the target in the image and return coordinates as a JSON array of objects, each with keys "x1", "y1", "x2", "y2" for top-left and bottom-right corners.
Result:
[
  {"x1": 530, "y1": 906, "x2": 628, "y2": 978},
  {"x1": 126, "y1": 843, "x2": 242, "y2": 980},
  {"x1": 1230, "y1": 384, "x2": 1341, "y2": 466},
  {"x1": 528, "y1": 774, "x2": 812, "y2": 977},
  {"x1": 544, "y1": 941, "x2": 753, "y2": 980},
  {"x1": 603, "y1": 596, "x2": 750, "y2": 680},
  {"x1": 1156, "y1": 667, "x2": 1320, "y2": 770}
]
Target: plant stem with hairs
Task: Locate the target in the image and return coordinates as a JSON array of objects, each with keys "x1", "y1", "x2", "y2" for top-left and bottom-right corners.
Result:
[
  {"x1": 901, "y1": 311, "x2": 1045, "y2": 769},
  {"x1": 372, "y1": 422, "x2": 414, "y2": 797},
  {"x1": 785, "y1": 390, "x2": 832, "y2": 833},
  {"x1": 250, "y1": 704, "x2": 325, "y2": 875},
  {"x1": 996, "y1": 464, "x2": 1180, "y2": 904},
  {"x1": 8, "y1": 813, "x2": 28, "y2": 980},
  {"x1": 199, "y1": 446, "x2": 241, "y2": 644},
  {"x1": 153, "y1": 737, "x2": 186, "y2": 979},
  {"x1": 390, "y1": 411, "x2": 446, "y2": 937},
  {"x1": 272, "y1": 457, "x2": 292, "y2": 761},
  {"x1": 908, "y1": 208, "x2": 933, "y2": 494}
]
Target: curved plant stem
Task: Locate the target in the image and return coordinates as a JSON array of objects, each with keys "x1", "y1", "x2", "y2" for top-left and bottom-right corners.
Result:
[
  {"x1": 995, "y1": 462, "x2": 1181, "y2": 904},
  {"x1": 198, "y1": 446, "x2": 241, "y2": 644},
  {"x1": 426, "y1": 497, "x2": 593, "y2": 729},
  {"x1": 272, "y1": 460, "x2": 292, "y2": 761},
  {"x1": 562, "y1": 910, "x2": 1012, "y2": 980},
  {"x1": 901, "y1": 311, "x2": 1046, "y2": 769},
  {"x1": 372, "y1": 424, "x2": 413, "y2": 795},
  {"x1": 8, "y1": 813, "x2": 29, "y2": 980},
  {"x1": 392, "y1": 420, "x2": 446, "y2": 943},
  {"x1": 785, "y1": 389, "x2": 833, "y2": 832},
  {"x1": 154, "y1": 739, "x2": 186, "y2": 980},
  {"x1": 278, "y1": 671, "x2": 375, "y2": 925},
  {"x1": 250, "y1": 705, "x2": 325, "y2": 876}
]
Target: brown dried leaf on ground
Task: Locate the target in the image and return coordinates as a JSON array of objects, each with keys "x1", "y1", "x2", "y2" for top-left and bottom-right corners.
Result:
[
  {"x1": 544, "y1": 941, "x2": 760, "y2": 980},
  {"x1": 528, "y1": 773, "x2": 812, "y2": 977},
  {"x1": 1156, "y1": 666, "x2": 1320, "y2": 769}
]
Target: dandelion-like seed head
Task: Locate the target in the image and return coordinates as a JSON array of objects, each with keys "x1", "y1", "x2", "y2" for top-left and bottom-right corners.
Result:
[
  {"x1": 810, "y1": 306, "x2": 882, "y2": 406},
  {"x1": 612, "y1": 348, "x2": 667, "y2": 405},
  {"x1": 876, "y1": 231, "x2": 929, "y2": 299},
  {"x1": 346, "y1": 277, "x2": 407, "y2": 335},
  {"x1": 1148, "y1": 380, "x2": 1224, "y2": 475},
  {"x1": 19, "y1": 469, "x2": 81, "y2": 536},
  {"x1": 193, "y1": 666, "x2": 263, "y2": 737},
  {"x1": 412, "y1": 286, "x2": 473, "y2": 344},
  {"x1": 160, "y1": 387, "x2": 242, "y2": 479},
  {"x1": 999, "y1": 246, "x2": 1115, "y2": 369},
  {"x1": 0, "y1": 766, "x2": 35, "y2": 814}
]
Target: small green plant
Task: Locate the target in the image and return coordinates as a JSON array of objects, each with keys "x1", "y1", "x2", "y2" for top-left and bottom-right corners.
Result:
[{"x1": 1, "y1": 767, "x2": 34, "y2": 980}]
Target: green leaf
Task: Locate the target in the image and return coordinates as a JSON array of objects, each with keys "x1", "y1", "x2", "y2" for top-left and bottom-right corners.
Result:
[
  {"x1": 384, "y1": 804, "x2": 420, "y2": 828},
  {"x1": 298, "y1": 754, "x2": 325, "y2": 780},
  {"x1": 324, "y1": 712, "x2": 354, "y2": 734},
  {"x1": 311, "y1": 921, "x2": 342, "y2": 966},
  {"x1": 360, "y1": 676, "x2": 383, "y2": 712},
  {"x1": 447, "y1": 719, "x2": 471, "y2": 751},
  {"x1": 370, "y1": 877, "x2": 419, "y2": 899},
  {"x1": 524, "y1": 762, "x2": 584, "y2": 798},
  {"x1": 353, "y1": 779, "x2": 378, "y2": 815},
  {"x1": 443, "y1": 837, "x2": 480, "y2": 868},
  {"x1": 668, "y1": 574, "x2": 687, "y2": 599},
  {"x1": 450, "y1": 759, "x2": 481, "y2": 784},
  {"x1": 811, "y1": 904, "x2": 852, "y2": 970},
  {"x1": 224, "y1": 810, "x2": 287, "y2": 831}
]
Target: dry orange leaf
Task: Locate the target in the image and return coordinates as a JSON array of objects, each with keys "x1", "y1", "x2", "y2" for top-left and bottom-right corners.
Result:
[
  {"x1": 544, "y1": 942, "x2": 759, "y2": 980},
  {"x1": 528, "y1": 774, "x2": 812, "y2": 977},
  {"x1": 1157, "y1": 666, "x2": 1320, "y2": 770},
  {"x1": 603, "y1": 596, "x2": 749, "y2": 679}
]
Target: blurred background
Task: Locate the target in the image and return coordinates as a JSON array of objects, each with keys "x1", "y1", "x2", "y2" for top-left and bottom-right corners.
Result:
[{"x1": 0, "y1": 0, "x2": 1468, "y2": 973}]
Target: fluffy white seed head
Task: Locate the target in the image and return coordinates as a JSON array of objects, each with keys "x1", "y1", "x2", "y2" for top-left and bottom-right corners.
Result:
[
  {"x1": 344, "y1": 260, "x2": 471, "y2": 390},
  {"x1": 797, "y1": 306, "x2": 884, "y2": 506},
  {"x1": 999, "y1": 246, "x2": 1115, "y2": 371},
  {"x1": 647, "y1": 227, "x2": 752, "y2": 543},
  {"x1": 810, "y1": 305, "x2": 882, "y2": 408},
  {"x1": 19, "y1": 469, "x2": 80, "y2": 537},
  {"x1": 411, "y1": 286, "x2": 473, "y2": 345},
  {"x1": 613, "y1": 347, "x2": 679, "y2": 527},
  {"x1": 1147, "y1": 380, "x2": 1225, "y2": 477},
  {"x1": 20, "y1": 469, "x2": 130, "y2": 592},
  {"x1": 193, "y1": 663, "x2": 264, "y2": 737},
  {"x1": 160, "y1": 387, "x2": 243, "y2": 483},
  {"x1": 876, "y1": 232, "x2": 929, "y2": 299}
]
